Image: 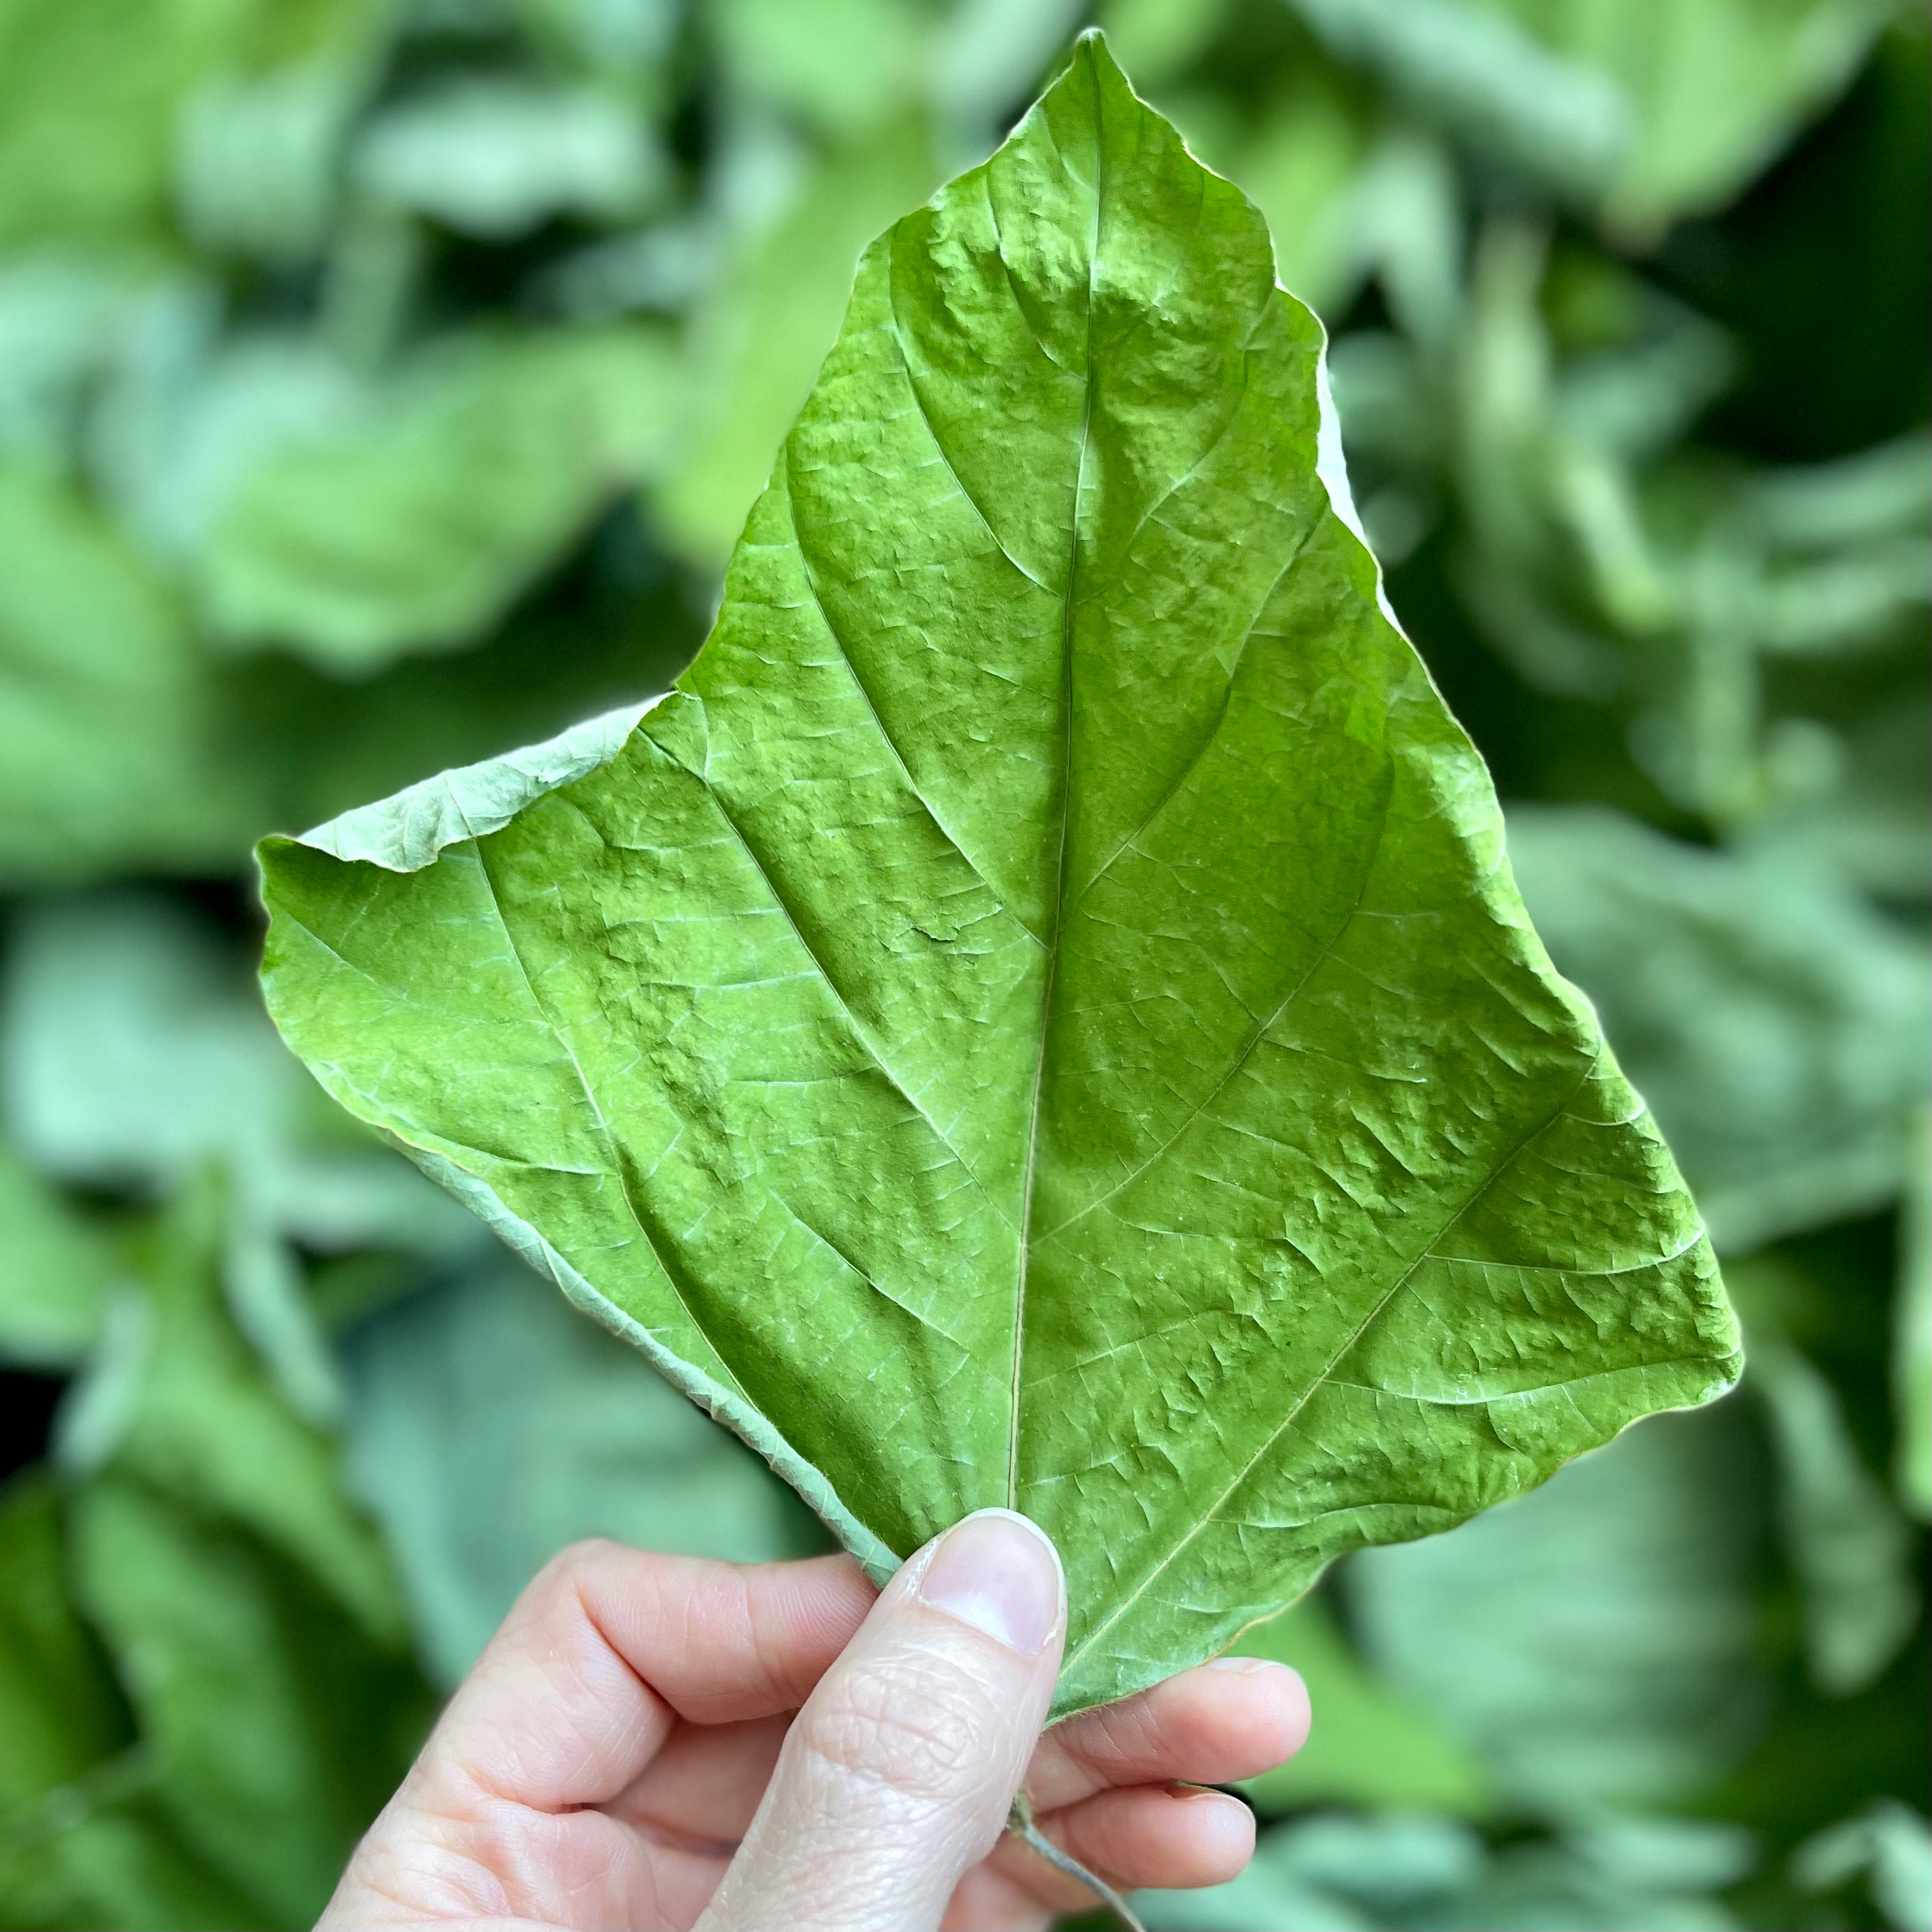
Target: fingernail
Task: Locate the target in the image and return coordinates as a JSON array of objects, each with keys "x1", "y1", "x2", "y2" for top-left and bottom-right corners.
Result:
[
  {"x1": 918, "y1": 1508, "x2": 1064, "y2": 1654},
  {"x1": 1208, "y1": 1655, "x2": 1286, "y2": 1674}
]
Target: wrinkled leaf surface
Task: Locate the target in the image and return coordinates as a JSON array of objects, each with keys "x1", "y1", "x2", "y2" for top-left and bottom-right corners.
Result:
[{"x1": 260, "y1": 36, "x2": 1738, "y2": 1715}]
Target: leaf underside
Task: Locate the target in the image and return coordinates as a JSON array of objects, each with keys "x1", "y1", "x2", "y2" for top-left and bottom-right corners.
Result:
[{"x1": 258, "y1": 34, "x2": 1739, "y2": 1718}]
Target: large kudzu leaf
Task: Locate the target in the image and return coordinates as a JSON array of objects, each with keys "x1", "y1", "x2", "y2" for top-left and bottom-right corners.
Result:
[{"x1": 258, "y1": 34, "x2": 1739, "y2": 1717}]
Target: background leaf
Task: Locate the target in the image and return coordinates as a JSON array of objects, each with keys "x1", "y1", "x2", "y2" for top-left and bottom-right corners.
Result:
[
  {"x1": 1506, "y1": 805, "x2": 1929, "y2": 1251},
  {"x1": 69, "y1": 1475, "x2": 427, "y2": 1927},
  {"x1": 1347, "y1": 1408, "x2": 1770, "y2": 1815},
  {"x1": 0, "y1": 1155, "x2": 116, "y2": 1373},
  {"x1": 201, "y1": 328, "x2": 678, "y2": 670},
  {"x1": 342, "y1": 1258, "x2": 827, "y2": 1687},
  {"x1": 0, "y1": 469, "x2": 268, "y2": 885},
  {"x1": 1234, "y1": 1595, "x2": 1493, "y2": 1816},
  {"x1": 0, "y1": 2, "x2": 1922, "y2": 1924}
]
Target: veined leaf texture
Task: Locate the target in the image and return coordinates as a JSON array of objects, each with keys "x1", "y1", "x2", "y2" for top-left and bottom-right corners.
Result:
[{"x1": 259, "y1": 34, "x2": 1740, "y2": 1716}]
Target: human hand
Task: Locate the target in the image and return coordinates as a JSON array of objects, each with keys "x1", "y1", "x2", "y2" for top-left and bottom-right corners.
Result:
[{"x1": 320, "y1": 1509, "x2": 1309, "y2": 1931}]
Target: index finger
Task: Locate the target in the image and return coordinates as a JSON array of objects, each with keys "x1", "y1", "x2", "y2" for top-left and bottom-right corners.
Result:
[{"x1": 411, "y1": 1541, "x2": 876, "y2": 1815}]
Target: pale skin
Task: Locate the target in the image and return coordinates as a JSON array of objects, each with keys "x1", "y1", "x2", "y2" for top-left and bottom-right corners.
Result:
[{"x1": 321, "y1": 1510, "x2": 1311, "y2": 1932}]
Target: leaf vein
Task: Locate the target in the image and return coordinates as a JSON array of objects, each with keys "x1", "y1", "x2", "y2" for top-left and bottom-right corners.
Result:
[
  {"x1": 690, "y1": 758, "x2": 1013, "y2": 1227},
  {"x1": 1060, "y1": 1047, "x2": 1604, "y2": 1676}
]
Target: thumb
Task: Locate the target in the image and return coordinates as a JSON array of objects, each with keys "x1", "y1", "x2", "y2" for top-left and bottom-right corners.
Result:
[{"x1": 696, "y1": 1508, "x2": 1066, "y2": 1932}]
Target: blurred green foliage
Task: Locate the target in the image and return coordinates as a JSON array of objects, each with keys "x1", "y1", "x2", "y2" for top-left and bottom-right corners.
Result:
[{"x1": 0, "y1": 1, "x2": 1924, "y2": 1927}]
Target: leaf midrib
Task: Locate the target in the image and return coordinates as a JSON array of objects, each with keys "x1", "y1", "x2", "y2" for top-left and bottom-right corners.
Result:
[{"x1": 1010, "y1": 46, "x2": 1106, "y2": 1511}]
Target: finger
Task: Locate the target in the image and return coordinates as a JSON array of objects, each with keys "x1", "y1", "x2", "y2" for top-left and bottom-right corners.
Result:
[
  {"x1": 413, "y1": 1542, "x2": 873, "y2": 1814},
  {"x1": 938, "y1": 1785, "x2": 1257, "y2": 1932},
  {"x1": 580, "y1": 1545, "x2": 877, "y2": 1723},
  {"x1": 1027, "y1": 1656, "x2": 1308, "y2": 1809},
  {"x1": 999, "y1": 1783, "x2": 1256, "y2": 1911},
  {"x1": 604, "y1": 1713, "x2": 793, "y2": 1843},
  {"x1": 696, "y1": 1510, "x2": 1066, "y2": 1932}
]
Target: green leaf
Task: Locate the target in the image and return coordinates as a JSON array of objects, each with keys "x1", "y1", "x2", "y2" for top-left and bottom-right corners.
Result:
[
  {"x1": 201, "y1": 327, "x2": 677, "y2": 671},
  {"x1": 56, "y1": 1174, "x2": 403, "y2": 1644},
  {"x1": 0, "y1": 466, "x2": 267, "y2": 885},
  {"x1": 1234, "y1": 1593, "x2": 1492, "y2": 1816},
  {"x1": 1506, "y1": 807, "x2": 1931, "y2": 1251},
  {"x1": 1347, "y1": 1407, "x2": 1769, "y2": 1814},
  {"x1": 352, "y1": 79, "x2": 664, "y2": 239},
  {"x1": 0, "y1": 1475, "x2": 130, "y2": 1820},
  {"x1": 258, "y1": 34, "x2": 1738, "y2": 1717},
  {"x1": 1124, "y1": 22, "x2": 1378, "y2": 320},
  {"x1": 652, "y1": 114, "x2": 943, "y2": 567},
  {"x1": 69, "y1": 1474, "x2": 432, "y2": 1929},
  {"x1": 343, "y1": 1258, "x2": 829, "y2": 1687},
  {"x1": 0, "y1": 1149, "x2": 116, "y2": 1370},
  {"x1": 1896, "y1": 1110, "x2": 1931, "y2": 1518}
]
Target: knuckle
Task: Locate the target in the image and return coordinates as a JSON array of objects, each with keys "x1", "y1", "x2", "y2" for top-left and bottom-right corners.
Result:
[
  {"x1": 1071, "y1": 1689, "x2": 1162, "y2": 1780},
  {"x1": 537, "y1": 1537, "x2": 622, "y2": 1591},
  {"x1": 500, "y1": 1539, "x2": 615, "y2": 1639},
  {"x1": 796, "y1": 1661, "x2": 995, "y2": 1807},
  {"x1": 689, "y1": 1564, "x2": 792, "y2": 1710}
]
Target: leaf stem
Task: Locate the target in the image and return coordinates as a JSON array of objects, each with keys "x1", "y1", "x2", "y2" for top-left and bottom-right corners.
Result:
[{"x1": 1007, "y1": 1790, "x2": 1148, "y2": 1932}]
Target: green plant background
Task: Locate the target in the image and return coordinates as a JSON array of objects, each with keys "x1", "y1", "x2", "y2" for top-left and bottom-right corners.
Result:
[{"x1": 0, "y1": 2, "x2": 1924, "y2": 1927}]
